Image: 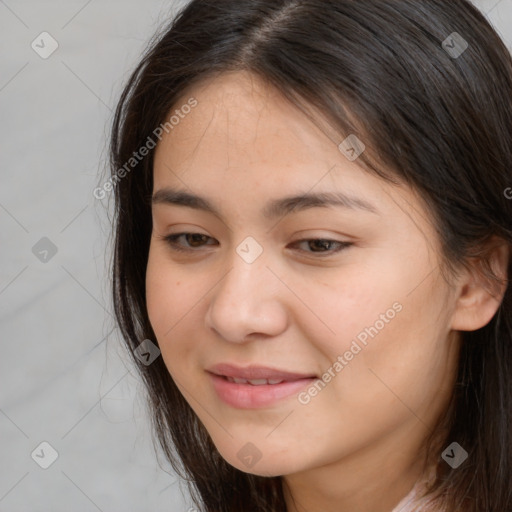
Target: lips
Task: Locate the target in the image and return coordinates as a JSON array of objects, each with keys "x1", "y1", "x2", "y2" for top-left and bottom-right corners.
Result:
[
  {"x1": 206, "y1": 363, "x2": 317, "y2": 408},
  {"x1": 207, "y1": 363, "x2": 316, "y2": 382}
]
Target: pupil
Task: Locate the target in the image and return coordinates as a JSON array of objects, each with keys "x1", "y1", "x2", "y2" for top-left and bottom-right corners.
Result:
[
  {"x1": 188, "y1": 234, "x2": 206, "y2": 247},
  {"x1": 311, "y1": 240, "x2": 330, "y2": 251}
]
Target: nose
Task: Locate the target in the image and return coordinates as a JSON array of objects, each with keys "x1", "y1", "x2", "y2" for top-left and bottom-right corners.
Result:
[{"x1": 204, "y1": 245, "x2": 289, "y2": 344}]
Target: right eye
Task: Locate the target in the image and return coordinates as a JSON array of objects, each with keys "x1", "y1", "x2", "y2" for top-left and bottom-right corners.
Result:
[{"x1": 162, "y1": 232, "x2": 218, "y2": 253}]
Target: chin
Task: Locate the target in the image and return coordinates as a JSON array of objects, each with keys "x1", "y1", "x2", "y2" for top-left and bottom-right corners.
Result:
[
  {"x1": 228, "y1": 459, "x2": 291, "y2": 477},
  {"x1": 216, "y1": 446, "x2": 307, "y2": 477}
]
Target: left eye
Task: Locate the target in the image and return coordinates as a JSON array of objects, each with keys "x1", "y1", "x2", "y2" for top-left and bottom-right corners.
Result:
[
  {"x1": 162, "y1": 232, "x2": 352, "y2": 256},
  {"x1": 290, "y1": 238, "x2": 352, "y2": 255}
]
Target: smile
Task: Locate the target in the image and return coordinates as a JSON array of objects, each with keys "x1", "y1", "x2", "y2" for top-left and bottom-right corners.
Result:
[{"x1": 207, "y1": 371, "x2": 317, "y2": 408}]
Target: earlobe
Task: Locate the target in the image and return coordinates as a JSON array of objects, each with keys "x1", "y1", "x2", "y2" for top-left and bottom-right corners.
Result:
[{"x1": 450, "y1": 239, "x2": 509, "y2": 332}]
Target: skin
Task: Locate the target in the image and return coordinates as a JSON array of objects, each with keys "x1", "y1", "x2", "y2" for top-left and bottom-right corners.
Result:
[{"x1": 145, "y1": 71, "x2": 508, "y2": 512}]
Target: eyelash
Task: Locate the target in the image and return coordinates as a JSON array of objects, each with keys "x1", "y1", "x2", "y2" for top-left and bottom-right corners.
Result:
[{"x1": 161, "y1": 232, "x2": 352, "y2": 257}]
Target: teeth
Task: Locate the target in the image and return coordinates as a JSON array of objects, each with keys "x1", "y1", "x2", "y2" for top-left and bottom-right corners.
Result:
[
  {"x1": 226, "y1": 377, "x2": 285, "y2": 385},
  {"x1": 248, "y1": 379, "x2": 268, "y2": 386}
]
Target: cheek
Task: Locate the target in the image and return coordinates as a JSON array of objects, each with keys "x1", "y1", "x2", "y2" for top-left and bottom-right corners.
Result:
[
  {"x1": 146, "y1": 256, "x2": 171, "y2": 333},
  {"x1": 145, "y1": 250, "x2": 209, "y2": 377},
  {"x1": 145, "y1": 250, "x2": 188, "y2": 346},
  {"x1": 304, "y1": 263, "x2": 408, "y2": 361},
  {"x1": 307, "y1": 257, "x2": 453, "y2": 406},
  {"x1": 328, "y1": 291, "x2": 453, "y2": 421}
]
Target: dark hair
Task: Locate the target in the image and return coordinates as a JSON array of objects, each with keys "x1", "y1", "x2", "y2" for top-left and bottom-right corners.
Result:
[{"x1": 108, "y1": 1, "x2": 512, "y2": 510}]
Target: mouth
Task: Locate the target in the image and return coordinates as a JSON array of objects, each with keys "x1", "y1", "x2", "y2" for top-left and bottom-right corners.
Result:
[
  {"x1": 207, "y1": 362, "x2": 317, "y2": 381},
  {"x1": 206, "y1": 363, "x2": 317, "y2": 408}
]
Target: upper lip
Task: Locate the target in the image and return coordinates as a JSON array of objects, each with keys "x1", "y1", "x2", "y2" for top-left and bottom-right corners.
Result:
[{"x1": 207, "y1": 363, "x2": 316, "y2": 381}]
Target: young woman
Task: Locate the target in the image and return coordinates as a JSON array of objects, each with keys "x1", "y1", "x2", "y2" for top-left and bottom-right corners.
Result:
[{"x1": 107, "y1": 1, "x2": 512, "y2": 510}]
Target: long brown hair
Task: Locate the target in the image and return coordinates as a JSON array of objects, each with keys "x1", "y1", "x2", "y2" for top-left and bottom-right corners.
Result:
[{"x1": 107, "y1": 1, "x2": 512, "y2": 510}]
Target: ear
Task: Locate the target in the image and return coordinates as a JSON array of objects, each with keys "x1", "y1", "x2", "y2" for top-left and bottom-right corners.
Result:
[{"x1": 450, "y1": 237, "x2": 510, "y2": 332}]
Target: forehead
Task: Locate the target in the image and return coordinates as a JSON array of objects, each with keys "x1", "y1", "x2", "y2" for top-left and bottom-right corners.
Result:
[
  {"x1": 154, "y1": 72, "x2": 370, "y2": 190},
  {"x1": 155, "y1": 72, "x2": 340, "y2": 169},
  {"x1": 151, "y1": 71, "x2": 435, "y2": 239}
]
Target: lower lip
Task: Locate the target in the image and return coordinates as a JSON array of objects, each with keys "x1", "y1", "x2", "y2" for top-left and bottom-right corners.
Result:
[{"x1": 208, "y1": 373, "x2": 317, "y2": 409}]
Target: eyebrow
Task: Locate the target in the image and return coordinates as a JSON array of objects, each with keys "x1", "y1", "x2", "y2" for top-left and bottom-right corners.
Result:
[{"x1": 151, "y1": 187, "x2": 380, "y2": 218}]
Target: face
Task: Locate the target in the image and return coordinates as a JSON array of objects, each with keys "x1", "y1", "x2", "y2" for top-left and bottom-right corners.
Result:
[{"x1": 146, "y1": 71, "x2": 462, "y2": 479}]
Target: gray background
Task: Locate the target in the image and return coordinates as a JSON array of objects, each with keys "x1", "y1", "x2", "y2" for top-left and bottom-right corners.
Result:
[{"x1": 1, "y1": 1, "x2": 511, "y2": 511}]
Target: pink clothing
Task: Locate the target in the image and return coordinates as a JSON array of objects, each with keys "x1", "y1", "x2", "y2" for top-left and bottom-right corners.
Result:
[
  {"x1": 390, "y1": 465, "x2": 444, "y2": 512},
  {"x1": 391, "y1": 481, "x2": 440, "y2": 512},
  {"x1": 391, "y1": 484, "x2": 420, "y2": 512}
]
